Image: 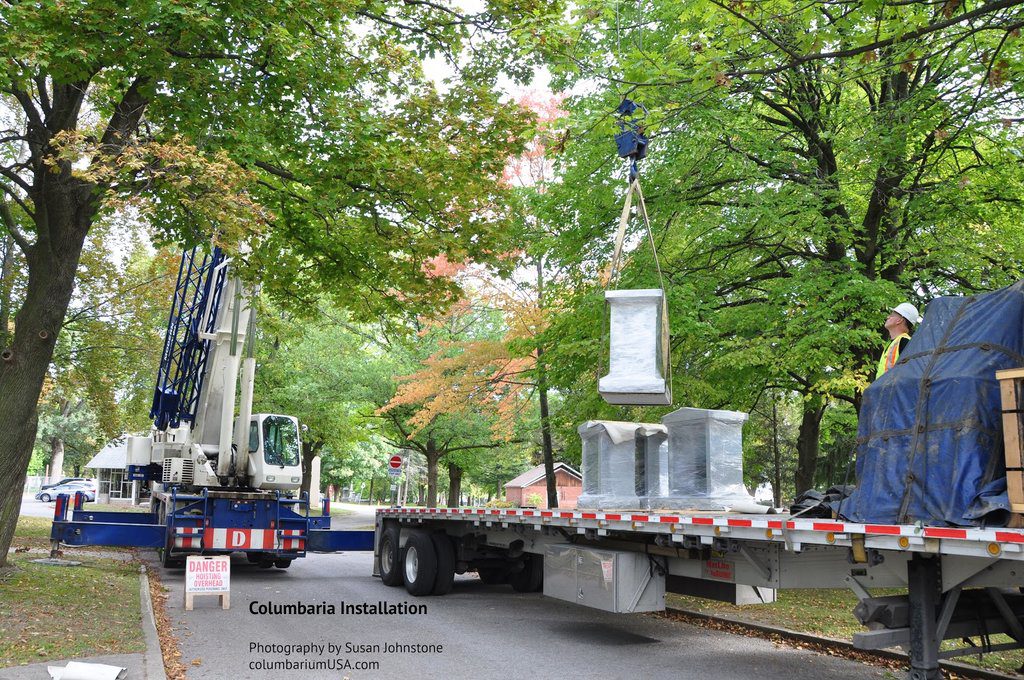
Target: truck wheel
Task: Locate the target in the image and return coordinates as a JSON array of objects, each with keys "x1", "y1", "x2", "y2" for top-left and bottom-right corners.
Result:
[
  {"x1": 477, "y1": 567, "x2": 507, "y2": 585},
  {"x1": 159, "y1": 546, "x2": 185, "y2": 569},
  {"x1": 431, "y1": 533, "x2": 456, "y2": 596},
  {"x1": 509, "y1": 554, "x2": 543, "y2": 593},
  {"x1": 403, "y1": 530, "x2": 438, "y2": 596},
  {"x1": 379, "y1": 525, "x2": 403, "y2": 586}
]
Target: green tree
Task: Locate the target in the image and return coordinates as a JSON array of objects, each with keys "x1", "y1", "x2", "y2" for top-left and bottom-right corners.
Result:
[
  {"x1": 538, "y1": 0, "x2": 1024, "y2": 491},
  {"x1": 0, "y1": 0, "x2": 552, "y2": 565}
]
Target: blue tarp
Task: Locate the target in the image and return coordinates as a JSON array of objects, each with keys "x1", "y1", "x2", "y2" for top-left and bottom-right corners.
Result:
[{"x1": 837, "y1": 282, "x2": 1024, "y2": 527}]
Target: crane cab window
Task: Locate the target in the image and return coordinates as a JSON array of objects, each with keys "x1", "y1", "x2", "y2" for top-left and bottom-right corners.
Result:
[
  {"x1": 262, "y1": 416, "x2": 300, "y2": 467},
  {"x1": 249, "y1": 422, "x2": 259, "y2": 453}
]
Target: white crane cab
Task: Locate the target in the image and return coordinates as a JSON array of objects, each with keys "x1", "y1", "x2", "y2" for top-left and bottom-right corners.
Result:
[{"x1": 246, "y1": 413, "x2": 302, "y2": 492}]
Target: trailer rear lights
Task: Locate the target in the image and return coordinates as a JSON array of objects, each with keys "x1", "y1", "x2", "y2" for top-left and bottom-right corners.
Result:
[
  {"x1": 267, "y1": 476, "x2": 275, "y2": 482},
  {"x1": 291, "y1": 477, "x2": 299, "y2": 483},
  {"x1": 825, "y1": 532, "x2": 835, "y2": 544},
  {"x1": 765, "y1": 529, "x2": 774, "y2": 539},
  {"x1": 898, "y1": 537, "x2": 910, "y2": 549},
  {"x1": 988, "y1": 543, "x2": 1001, "y2": 556}
]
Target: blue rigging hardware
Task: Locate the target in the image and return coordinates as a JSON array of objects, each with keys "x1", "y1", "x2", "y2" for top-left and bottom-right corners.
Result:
[
  {"x1": 614, "y1": 98, "x2": 649, "y2": 181},
  {"x1": 149, "y1": 246, "x2": 228, "y2": 430}
]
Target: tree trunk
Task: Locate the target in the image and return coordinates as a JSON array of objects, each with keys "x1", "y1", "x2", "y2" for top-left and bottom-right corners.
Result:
[
  {"x1": 535, "y1": 259, "x2": 558, "y2": 508},
  {"x1": 795, "y1": 397, "x2": 826, "y2": 495},
  {"x1": 300, "y1": 439, "x2": 323, "y2": 498},
  {"x1": 0, "y1": 219, "x2": 90, "y2": 566},
  {"x1": 49, "y1": 437, "x2": 66, "y2": 482},
  {"x1": 0, "y1": 231, "x2": 15, "y2": 349},
  {"x1": 447, "y1": 462, "x2": 462, "y2": 508},
  {"x1": 425, "y1": 437, "x2": 440, "y2": 507},
  {"x1": 771, "y1": 401, "x2": 783, "y2": 508}
]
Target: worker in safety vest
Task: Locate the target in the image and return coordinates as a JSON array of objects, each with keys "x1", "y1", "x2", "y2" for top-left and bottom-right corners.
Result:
[{"x1": 876, "y1": 302, "x2": 923, "y2": 378}]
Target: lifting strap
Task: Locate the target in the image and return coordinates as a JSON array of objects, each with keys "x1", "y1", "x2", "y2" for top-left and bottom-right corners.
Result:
[{"x1": 604, "y1": 177, "x2": 672, "y2": 387}]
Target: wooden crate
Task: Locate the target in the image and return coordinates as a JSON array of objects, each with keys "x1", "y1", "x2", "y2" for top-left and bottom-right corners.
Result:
[{"x1": 996, "y1": 367, "x2": 1024, "y2": 513}]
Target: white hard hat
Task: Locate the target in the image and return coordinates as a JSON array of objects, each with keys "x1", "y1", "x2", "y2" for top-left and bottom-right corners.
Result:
[{"x1": 892, "y1": 302, "x2": 922, "y2": 325}]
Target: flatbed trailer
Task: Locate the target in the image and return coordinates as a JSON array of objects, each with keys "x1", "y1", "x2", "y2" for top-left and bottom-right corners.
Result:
[{"x1": 373, "y1": 505, "x2": 1024, "y2": 680}]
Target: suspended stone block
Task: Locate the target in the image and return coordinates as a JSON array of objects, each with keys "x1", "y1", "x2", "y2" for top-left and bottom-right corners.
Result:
[
  {"x1": 577, "y1": 421, "x2": 646, "y2": 508},
  {"x1": 659, "y1": 407, "x2": 755, "y2": 511},
  {"x1": 599, "y1": 289, "x2": 671, "y2": 406}
]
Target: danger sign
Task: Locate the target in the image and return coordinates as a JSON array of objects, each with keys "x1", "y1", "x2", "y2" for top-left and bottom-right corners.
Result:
[
  {"x1": 186, "y1": 555, "x2": 230, "y2": 593},
  {"x1": 185, "y1": 555, "x2": 231, "y2": 610}
]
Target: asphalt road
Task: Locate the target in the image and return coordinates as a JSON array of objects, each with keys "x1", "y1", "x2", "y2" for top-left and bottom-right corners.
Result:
[
  {"x1": 153, "y1": 512, "x2": 888, "y2": 680},
  {"x1": 20, "y1": 496, "x2": 60, "y2": 518}
]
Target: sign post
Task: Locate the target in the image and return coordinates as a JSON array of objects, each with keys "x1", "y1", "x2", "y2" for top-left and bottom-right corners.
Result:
[
  {"x1": 388, "y1": 454, "x2": 403, "y2": 506},
  {"x1": 185, "y1": 555, "x2": 231, "y2": 610}
]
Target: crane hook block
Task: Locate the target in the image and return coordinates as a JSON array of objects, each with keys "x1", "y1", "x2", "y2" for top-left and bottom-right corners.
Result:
[{"x1": 614, "y1": 98, "x2": 648, "y2": 162}]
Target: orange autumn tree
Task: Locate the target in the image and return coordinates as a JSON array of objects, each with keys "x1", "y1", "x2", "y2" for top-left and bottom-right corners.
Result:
[
  {"x1": 384, "y1": 270, "x2": 545, "y2": 437},
  {"x1": 381, "y1": 91, "x2": 570, "y2": 507},
  {"x1": 377, "y1": 258, "x2": 543, "y2": 507}
]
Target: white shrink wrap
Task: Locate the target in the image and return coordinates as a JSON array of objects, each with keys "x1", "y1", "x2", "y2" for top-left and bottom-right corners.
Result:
[
  {"x1": 577, "y1": 420, "x2": 644, "y2": 508},
  {"x1": 599, "y1": 289, "x2": 671, "y2": 405},
  {"x1": 634, "y1": 424, "x2": 668, "y2": 508},
  {"x1": 659, "y1": 407, "x2": 755, "y2": 511}
]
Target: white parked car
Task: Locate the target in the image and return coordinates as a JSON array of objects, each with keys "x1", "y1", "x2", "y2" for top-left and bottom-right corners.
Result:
[{"x1": 35, "y1": 481, "x2": 97, "y2": 503}]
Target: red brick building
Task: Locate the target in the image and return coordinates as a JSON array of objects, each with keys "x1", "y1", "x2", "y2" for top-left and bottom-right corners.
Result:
[{"x1": 504, "y1": 463, "x2": 582, "y2": 509}]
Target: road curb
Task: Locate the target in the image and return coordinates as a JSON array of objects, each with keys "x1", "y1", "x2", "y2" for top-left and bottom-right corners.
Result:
[
  {"x1": 666, "y1": 607, "x2": 1022, "y2": 680},
  {"x1": 140, "y1": 565, "x2": 168, "y2": 680}
]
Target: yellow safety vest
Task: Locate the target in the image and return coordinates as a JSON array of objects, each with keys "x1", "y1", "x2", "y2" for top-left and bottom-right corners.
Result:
[{"x1": 876, "y1": 333, "x2": 911, "y2": 379}]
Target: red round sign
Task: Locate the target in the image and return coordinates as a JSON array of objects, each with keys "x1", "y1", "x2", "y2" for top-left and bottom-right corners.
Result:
[{"x1": 389, "y1": 455, "x2": 403, "y2": 469}]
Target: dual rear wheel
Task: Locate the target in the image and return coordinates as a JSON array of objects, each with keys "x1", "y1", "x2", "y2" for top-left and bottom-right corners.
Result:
[
  {"x1": 379, "y1": 526, "x2": 456, "y2": 596},
  {"x1": 379, "y1": 525, "x2": 541, "y2": 596}
]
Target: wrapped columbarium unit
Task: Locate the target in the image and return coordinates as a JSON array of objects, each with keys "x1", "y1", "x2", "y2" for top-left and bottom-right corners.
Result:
[
  {"x1": 578, "y1": 408, "x2": 756, "y2": 511},
  {"x1": 599, "y1": 289, "x2": 671, "y2": 406}
]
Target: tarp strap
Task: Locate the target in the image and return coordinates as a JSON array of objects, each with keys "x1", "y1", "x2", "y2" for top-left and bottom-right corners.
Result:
[
  {"x1": 605, "y1": 178, "x2": 671, "y2": 387},
  {"x1": 858, "y1": 416, "x2": 999, "y2": 444},
  {"x1": 897, "y1": 297, "x2": 975, "y2": 523},
  {"x1": 899, "y1": 342, "x2": 1024, "y2": 367}
]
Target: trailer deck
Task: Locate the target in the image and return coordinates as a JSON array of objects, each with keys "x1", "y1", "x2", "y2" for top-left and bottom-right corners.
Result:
[{"x1": 375, "y1": 505, "x2": 1024, "y2": 680}]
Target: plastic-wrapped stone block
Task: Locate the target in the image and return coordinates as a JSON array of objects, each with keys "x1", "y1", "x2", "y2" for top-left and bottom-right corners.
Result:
[
  {"x1": 660, "y1": 407, "x2": 754, "y2": 510},
  {"x1": 634, "y1": 425, "x2": 668, "y2": 507},
  {"x1": 599, "y1": 289, "x2": 671, "y2": 406},
  {"x1": 577, "y1": 421, "x2": 643, "y2": 508}
]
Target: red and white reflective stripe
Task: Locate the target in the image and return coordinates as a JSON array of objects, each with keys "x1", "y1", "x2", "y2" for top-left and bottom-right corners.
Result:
[
  {"x1": 174, "y1": 526, "x2": 202, "y2": 549},
  {"x1": 280, "y1": 529, "x2": 305, "y2": 551},
  {"x1": 375, "y1": 507, "x2": 1024, "y2": 548},
  {"x1": 204, "y1": 528, "x2": 275, "y2": 550}
]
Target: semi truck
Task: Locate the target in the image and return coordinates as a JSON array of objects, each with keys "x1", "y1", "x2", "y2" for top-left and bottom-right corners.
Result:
[
  {"x1": 369, "y1": 284, "x2": 1024, "y2": 680},
  {"x1": 48, "y1": 245, "x2": 373, "y2": 568}
]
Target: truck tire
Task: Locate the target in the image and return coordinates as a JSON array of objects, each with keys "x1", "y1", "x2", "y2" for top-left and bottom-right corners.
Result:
[
  {"x1": 403, "y1": 530, "x2": 438, "y2": 596},
  {"x1": 509, "y1": 554, "x2": 543, "y2": 593},
  {"x1": 431, "y1": 533, "x2": 456, "y2": 596},
  {"x1": 379, "y1": 525, "x2": 403, "y2": 586},
  {"x1": 159, "y1": 546, "x2": 185, "y2": 569}
]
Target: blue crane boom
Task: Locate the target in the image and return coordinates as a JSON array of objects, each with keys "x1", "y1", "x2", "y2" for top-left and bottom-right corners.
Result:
[{"x1": 149, "y1": 246, "x2": 228, "y2": 431}]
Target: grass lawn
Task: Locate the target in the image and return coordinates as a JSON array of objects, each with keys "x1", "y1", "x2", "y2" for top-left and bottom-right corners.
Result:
[
  {"x1": 669, "y1": 590, "x2": 1024, "y2": 676},
  {"x1": 0, "y1": 517, "x2": 144, "y2": 667}
]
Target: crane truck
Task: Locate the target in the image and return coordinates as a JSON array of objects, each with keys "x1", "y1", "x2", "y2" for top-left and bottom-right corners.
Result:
[{"x1": 48, "y1": 245, "x2": 373, "y2": 568}]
